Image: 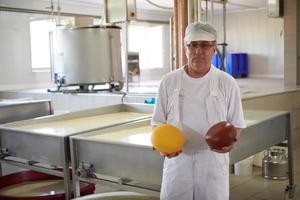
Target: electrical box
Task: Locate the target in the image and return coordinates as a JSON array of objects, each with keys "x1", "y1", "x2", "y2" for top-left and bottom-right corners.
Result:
[{"x1": 268, "y1": 0, "x2": 283, "y2": 17}]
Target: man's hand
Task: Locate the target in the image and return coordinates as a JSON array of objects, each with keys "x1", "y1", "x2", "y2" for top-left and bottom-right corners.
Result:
[
  {"x1": 160, "y1": 150, "x2": 182, "y2": 158},
  {"x1": 211, "y1": 128, "x2": 242, "y2": 153},
  {"x1": 211, "y1": 143, "x2": 234, "y2": 153}
]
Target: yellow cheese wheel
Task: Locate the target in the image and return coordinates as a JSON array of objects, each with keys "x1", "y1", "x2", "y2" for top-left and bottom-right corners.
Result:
[{"x1": 151, "y1": 124, "x2": 184, "y2": 154}]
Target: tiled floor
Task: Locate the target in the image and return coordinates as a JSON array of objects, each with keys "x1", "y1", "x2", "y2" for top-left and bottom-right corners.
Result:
[{"x1": 230, "y1": 146, "x2": 300, "y2": 200}]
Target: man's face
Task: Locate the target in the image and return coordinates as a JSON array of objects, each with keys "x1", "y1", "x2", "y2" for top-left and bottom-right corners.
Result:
[{"x1": 185, "y1": 41, "x2": 216, "y2": 71}]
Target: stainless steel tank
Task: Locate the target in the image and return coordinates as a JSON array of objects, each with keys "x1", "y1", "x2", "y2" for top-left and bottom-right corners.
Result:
[{"x1": 53, "y1": 25, "x2": 123, "y2": 90}]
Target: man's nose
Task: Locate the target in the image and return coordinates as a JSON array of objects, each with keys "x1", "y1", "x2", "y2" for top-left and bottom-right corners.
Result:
[{"x1": 194, "y1": 47, "x2": 204, "y2": 54}]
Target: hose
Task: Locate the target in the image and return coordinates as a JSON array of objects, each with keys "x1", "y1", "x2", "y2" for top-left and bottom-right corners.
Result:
[{"x1": 145, "y1": 0, "x2": 173, "y2": 10}]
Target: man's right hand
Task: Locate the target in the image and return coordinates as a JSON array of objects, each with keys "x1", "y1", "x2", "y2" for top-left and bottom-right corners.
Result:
[{"x1": 160, "y1": 150, "x2": 182, "y2": 158}]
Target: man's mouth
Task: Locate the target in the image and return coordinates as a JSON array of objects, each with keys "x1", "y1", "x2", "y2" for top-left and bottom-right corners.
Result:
[{"x1": 192, "y1": 58, "x2": 204, "y2": 62}]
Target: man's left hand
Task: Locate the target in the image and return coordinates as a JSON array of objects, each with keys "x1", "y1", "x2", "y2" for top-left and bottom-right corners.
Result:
[{"x1": 211, "y1": 143, "x2": 234, "y2": 153}]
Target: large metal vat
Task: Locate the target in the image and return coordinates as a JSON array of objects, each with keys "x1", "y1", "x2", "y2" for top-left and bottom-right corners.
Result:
[
  {"x1": 53, "y1": 25, "x2": 123, "y2": 90},
  {"x1": 0, "y1": 103, "x2": 153, "y2": 200},
  {"x1": 0, "y1": 99, "x2": 53, "y2": 124},
  {"x1": 70, "y1": 110, "x2": 294, "y2": 198},
  {"x1": 0, "y1": 99, "x2": 53, "y2": 175}
]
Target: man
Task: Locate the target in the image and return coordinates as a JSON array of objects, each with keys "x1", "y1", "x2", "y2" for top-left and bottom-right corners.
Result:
[{"x1": 151, "y1": 22, "x2": 245, "y2": 200}]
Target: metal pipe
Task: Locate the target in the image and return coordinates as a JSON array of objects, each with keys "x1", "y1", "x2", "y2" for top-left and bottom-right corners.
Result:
[
  {"x1": 180, "y1": 0, "x2": 188, "y2": 66},
  {"x1": 0, "y1": 7, "x2": 170, "y2": 25},
  {"x1": 187, "y1": 0, "x2": 194, "y2": 24},
  {"x1": 221, "y1": 0, "x2": 227, "y2": 71},
  {"x1": 124, "y1": 21, "x2": 129, "y2": 93},
  {"x1": 216, "y1": 47, "x2": 224, "y2": 71},
  {"x1": 197, "y1": 0, "x2": 202, "y2": 22},
  {"x1": 195, "y1": 0, "x2": 198, "y2": 22},
  {"x1": 133, "y1": 19, "x2": 169, "y2": 24},
  {"x1": 286, "y1": 114, "x2": 296, "y2": 199},
  {"x1": 169, "y1": 17, "x2": 174, "y2": 71},
  {"x1": 210, "y1": 0, "x2": 215, "y2": 23},
  {"x1": 57, "y1": 0, "x2": 61, "y2": 25},
  {"x1": 205, "y1": 0, "x2": 208, "y2": 22},
  {"x1": 145, "y1": 0, "x2": 172, "y2": 10},
  {"x1": 103, "y1": 0, "x2": 108, "y2": 23},
  {"x1": 49, "y1": 31, "x2": 55, "y2": 84},
  {"x1": 173, "y1": 0, "x2": 179, "y2": 69},
  {"x1": 50, "y1": 0, "x2": 54, "y2": 20},
  {"x1": 61, "y1": 139, "x2": 72, "y2": 200},
  {"x1": 0, "y1": 6, "x2": 100, "y2": 18}
]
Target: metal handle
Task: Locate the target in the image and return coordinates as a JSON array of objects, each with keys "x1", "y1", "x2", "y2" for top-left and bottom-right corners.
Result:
[{"x1": 49, "y1": 31, "x2": 55, "y2": 83}]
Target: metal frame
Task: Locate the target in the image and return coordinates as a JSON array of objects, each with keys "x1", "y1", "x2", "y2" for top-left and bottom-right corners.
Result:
[
  {"x1": 0, "y1": 99, "x2": 53, "y2": 124},
  {"x1": 0, "y1": 99, "x2": 53, "y2": 176},
  {"x1": 70, "y1": 110, "x2": 295, "y2": 198}
]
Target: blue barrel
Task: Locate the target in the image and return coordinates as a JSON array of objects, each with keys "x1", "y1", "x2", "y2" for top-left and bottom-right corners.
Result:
[
  {"x1": 238, "y1": 53, "x2": 248, "y2": 77},
  {"x1": 226, "y1": 53, "x2": 248, "y2": 78},
  {"x1": 226, "y1": 53, "x2": 239, "y2": 78},
  {"x1": 212, "y1": 53, "x2": 222, "y2": 69}
]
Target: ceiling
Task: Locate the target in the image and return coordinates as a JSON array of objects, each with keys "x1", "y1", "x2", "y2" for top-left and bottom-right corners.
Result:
[
  {"x1": 59, "y1": 0, "x2": 268, "y2": 12},
  {"x1": 135, "y1": 0, "x2": 268, "y2": 11}
]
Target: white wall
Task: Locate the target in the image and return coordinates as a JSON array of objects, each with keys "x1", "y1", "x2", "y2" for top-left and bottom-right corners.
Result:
[
  {"x1": 0, "y1": 7, "x2": 284, "y2": 91},
  {"x1": 0, "y1": 11, "x2": 53, "y2": 90},
  {"x1": 0, "y1": 0, "x2": 172, "y2": 90},
  {"x1": 212, "y1": 9, "x2": 284, "y2": 78}
]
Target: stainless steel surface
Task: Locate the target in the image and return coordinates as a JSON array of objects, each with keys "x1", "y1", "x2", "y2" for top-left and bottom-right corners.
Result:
[
  {"x1": 230, "y1": 110, "x2": 289, "y2": 163},
  {"x1": 54, "y1": 25, "x2": 123, "y2": 88},
  {"x1": 70, "y1": 110, "x2": 294, "y2": 198},
  {"x1": 0, "y1": 103, "x2": 153, "y2": 200},
  {"x1": 0, "y1": 99, "x2": 53, "y2": 177},
  {"x1": 0, "y1": 103, "x2": 152, "y2": 164},
  {"x1": 70, "y1": 119, "x2": 162, "y2": 197},
  {"x1": 0, "y1": 99, "x2": 53, "y2": 124}
]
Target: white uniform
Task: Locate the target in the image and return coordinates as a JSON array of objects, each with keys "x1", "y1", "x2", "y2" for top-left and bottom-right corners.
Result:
[{"x1": 152, "y1": 65, "x2": 245, "y2": 200}]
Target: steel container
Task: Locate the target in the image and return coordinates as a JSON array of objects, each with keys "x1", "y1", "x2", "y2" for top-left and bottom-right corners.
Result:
[
  {"x1": 0, "y1": 99, "x2": 53, "y2": 124},
  {"x1": 262, "y1": 148, "x2": 288, "y2": 180},
  {"x1": 53, "y1": 25, "x2": 122, "y2": 89},
  {"x1": 0, "y1": 103, "x2": 153, "y2": 200},
  {"x1": 70, "y1": 110, "x2": 292, "y2": 198}
]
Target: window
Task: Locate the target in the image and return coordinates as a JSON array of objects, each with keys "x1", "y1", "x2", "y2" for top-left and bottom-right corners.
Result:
[
  {"x1": 29, "y1": 19, "x2": 56, "y2": 71},
  {"x1": 126, "y1": 22, "x2": 170, "y2": 93},
  {"x1": 29, "y1": 17, "x2": 74, "y2": 71},
  {"x1": 128, "y1": 23, "x2": 168, "y2": 70}
]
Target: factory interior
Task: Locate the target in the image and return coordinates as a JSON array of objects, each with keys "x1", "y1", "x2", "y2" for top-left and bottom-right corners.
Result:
[{"x1": 1, "y1": 0, "x2": 300, "y2": 199}]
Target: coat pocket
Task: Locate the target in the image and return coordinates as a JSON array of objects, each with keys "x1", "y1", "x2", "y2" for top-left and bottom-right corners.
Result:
[{"x1": 205, "y1": 95, "x2": 227, "y2": 126}]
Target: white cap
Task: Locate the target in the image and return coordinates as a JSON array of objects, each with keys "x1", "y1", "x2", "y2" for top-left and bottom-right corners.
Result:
[{"x1": 184, "y1": 22, "x2": 217, "y2": 45}]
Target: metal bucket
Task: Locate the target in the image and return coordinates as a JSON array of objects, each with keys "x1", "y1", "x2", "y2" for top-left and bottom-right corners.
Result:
[
  {"x1": 262, "y1": 148, "x2": 288, "y2": 180},
  {"x1": 73, "y1": 191, "x2": 159, "y2": 200}
]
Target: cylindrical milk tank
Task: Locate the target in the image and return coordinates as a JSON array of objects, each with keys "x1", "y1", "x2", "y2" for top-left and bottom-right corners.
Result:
[{"x1": 53, "y1": 25, "x2": 122, "y2": 88}]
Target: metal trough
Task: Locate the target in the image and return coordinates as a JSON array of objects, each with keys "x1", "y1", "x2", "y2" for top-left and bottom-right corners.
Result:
[
  {"x1": 0, "y1": 103, "x2": 153, "y2": 200},
  {"x1": 70, "y1": 110, "x2": 295, "y2": 198}
]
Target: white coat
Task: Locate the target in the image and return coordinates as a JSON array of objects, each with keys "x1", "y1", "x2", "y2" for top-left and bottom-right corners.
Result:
[{"x1": 153, "y1": 66, "x2": 244, "y2": 200}]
